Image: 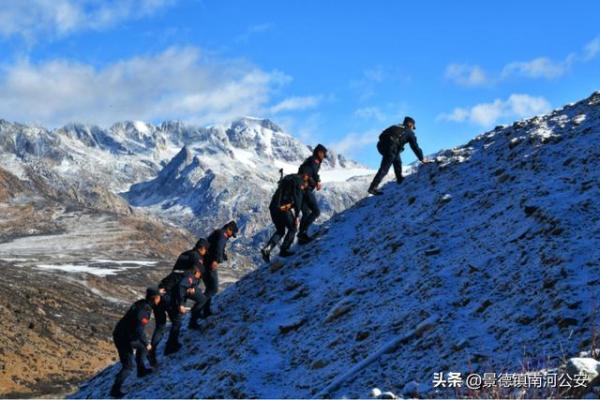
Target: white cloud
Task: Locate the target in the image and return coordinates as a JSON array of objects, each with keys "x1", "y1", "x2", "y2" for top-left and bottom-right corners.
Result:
[
  {"x1": 354, "y1": 107, "x2": 387, "y2": 121},
  {"x1": 270, "y1": 96, "x2": 322, "y2": 114},
  {"x1": 584, "y1": 36, "x2": 600, "y2": 61},
  {"x1": 363, "y1": 66, "x2": 386, "y2": 83},
  {"x1": 350, "y1": 66, "x2": 411, "y2": 101},
  {"x1": 0, "y1": 0, "x2": 175, "y2": 42},
  {"x1": 329, "y1": 130, "x2": 377, "y2": 157},
  {"x1": 445, "y1": 64, "x2": 488, "y2": 87},
  {"x1": 501, "y1": 57, "x2": 569, "y2": 79},
  {"x1": 235, "y1": 23, "x2": 273, "y2": 43},
  {"x1": 446, "y1": 36, "x2": 600, "y2": 86},
  {"x1": 438, "y1": 94, "x2": 551, "y2": 127},
  {"x1": 353, "y1": 102, "x2": 407, "y2": 123},
  {"x1": 0, "y1": 47, "x2": 290, "y2": 127}
]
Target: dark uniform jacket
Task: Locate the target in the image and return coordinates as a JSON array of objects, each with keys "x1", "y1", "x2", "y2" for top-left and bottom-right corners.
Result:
[
  {"x1": 378, "y1": 125, "x2": 424, "y2": 161},
  {"x1": 172, "y1": 271, "x2": 201, "y2": 307},
  {"x1": 172, "y1": 249, "x2": 204, "y2": 273},
  {"x1": 113, "y1": 299, "x2": 152, "y2": 346},
  {"x1": 298, "y1": 155, "x2": 321, "y2": 190},
  {"x1": 270, "y1": 174, "x2": 305, "y2": 218},
  {"x1": 205, "y1": 229, "x2": 229, "y2": 264}
]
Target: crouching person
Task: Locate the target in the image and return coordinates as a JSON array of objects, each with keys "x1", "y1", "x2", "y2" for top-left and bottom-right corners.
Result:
[
  {"x1": 150, "y1": 239, "x2": 209, "y2": 365},
  {"x1": 158, "y1": 265, "x2": 206, "y2": 356},
  {"x1": 110, "y1": 287, "x2": 161, "y2": 398}
]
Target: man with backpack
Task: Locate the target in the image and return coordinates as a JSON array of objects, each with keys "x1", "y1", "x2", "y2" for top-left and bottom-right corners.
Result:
[
  {"x1": 261, "y1": 172, "x2": 311, "y2": 262},
  {"x1": 368, "y1": 116, "x2": 429, "y2": 196},
  {"x1": 150, "y1": 239, "x2": 209, "y2": 362},
  {"x1": 297, "y1": 144, "x2": 328, "y2": 244},
  {"x1": 110, "y1": 287, "x2": 161, "y2": 398}
]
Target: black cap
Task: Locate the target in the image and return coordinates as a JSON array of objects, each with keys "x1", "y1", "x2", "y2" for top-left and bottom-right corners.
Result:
[
  {"x1": 313, "y1": 144, "x2": 328, "y2": 157},
  {"x1": 194, "y1": 238, "x2": 209, "y2": 250},
  {"x1": 403, "y1": 116, "x2": 416, "y2": 129},
  {"x1": 146, "y1": 286, "x2": 160, "y2": 299},
  {"x1": 224, "y1": 220, "x2": 238, "y2": 237}
]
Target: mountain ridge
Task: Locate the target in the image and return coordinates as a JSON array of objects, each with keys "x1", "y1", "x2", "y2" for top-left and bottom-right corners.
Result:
[{"x1": 73, "y1": 90, "x2": 600, "y2": 399}]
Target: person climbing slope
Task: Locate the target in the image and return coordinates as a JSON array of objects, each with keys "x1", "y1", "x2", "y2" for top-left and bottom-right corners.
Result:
[
  {"x1": 110, "y1": 287, "x2": 161, "y2": 398},
  {"x1": 261, "y1": 172, "x2": 311, "y2": 262},
  {"x1": 297, "y1": 144, "x2": 328, "y2": 244},
  {"x1": 202, "y1": 221, "x2": 238, "y2": 317},
  {"x1": 151, "y1": 238, "x2": 209, "y2": 364},
  {"x1": 368, "y1": 116, "x2": 430, "y2": 196},
  {"x1": 158, "y1": 265, "x2": 205, "y2": 356}
]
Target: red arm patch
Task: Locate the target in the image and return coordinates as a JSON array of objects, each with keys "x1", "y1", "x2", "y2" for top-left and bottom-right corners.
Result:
[{"x1": 141, "y1": 317, "x2": 150, "y2": 326}]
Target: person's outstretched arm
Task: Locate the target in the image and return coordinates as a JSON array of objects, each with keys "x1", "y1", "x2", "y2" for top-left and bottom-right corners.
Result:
[{"x1": 406, "y1": 130, "x2": 425, "y2": 162}]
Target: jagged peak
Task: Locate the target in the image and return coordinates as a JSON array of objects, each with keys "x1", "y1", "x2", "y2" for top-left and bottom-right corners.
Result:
[{"x1": 230, "y1": 116, "x2": 285, "y2": 133}]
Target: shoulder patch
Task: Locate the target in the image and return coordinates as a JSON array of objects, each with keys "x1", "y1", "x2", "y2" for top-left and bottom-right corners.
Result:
[{"x1": 141, "y1": 317, "x2": 150, "y2": 326}]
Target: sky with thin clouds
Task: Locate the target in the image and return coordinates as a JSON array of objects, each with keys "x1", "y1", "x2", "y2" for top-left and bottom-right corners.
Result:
[{"x1": 0, "y1": 0, "x2": 599, "y2": 167}]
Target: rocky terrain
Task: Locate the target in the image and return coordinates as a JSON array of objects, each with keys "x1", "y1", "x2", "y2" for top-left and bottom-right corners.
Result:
[
  {"x1": 0, "y1": 117, "x2": 372, "y2": 397},
  {"x1": 0, "y1": 163, "x2": 194, "y2": 397},
  {"x1": 75, "y1": 91, "x2": 599, "y2": 398}
]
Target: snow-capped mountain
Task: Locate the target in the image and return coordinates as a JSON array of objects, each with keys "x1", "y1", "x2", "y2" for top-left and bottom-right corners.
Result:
[
  {"x1": 123, "y1": 117, "x2": 374, "y2": 259},
  {"x1": 74, "y1": 91, "x2": 600, "y2": 398},
  {"x1": 0, "y1": 116, "x2": 373, "y2": 266}
]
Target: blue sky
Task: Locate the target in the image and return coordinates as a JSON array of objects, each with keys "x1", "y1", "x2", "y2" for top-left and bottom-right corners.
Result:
[{"x1": 0, "y1": 0, "x2": 599, "y2": 167}]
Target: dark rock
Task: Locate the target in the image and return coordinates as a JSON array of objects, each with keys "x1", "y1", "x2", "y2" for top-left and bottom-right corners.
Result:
[
  {"x1": 557, "y1": 317, "x2": 578, "y2": 328},
  {"x1": 270, "y1": 262, "x2": 284, "y2": 273},
  {"x1": 278, "y1": 318, "x2": 306, "y2": 334},
  {"x1": 476, "y1": 299, "x2": 492, "y2": 314},
  {"x1": 310, "y1": 359, "x2": 328, "y2": 369},
  {"x1": 524, "y1": 205, "x2": 538, "y2": 216}
]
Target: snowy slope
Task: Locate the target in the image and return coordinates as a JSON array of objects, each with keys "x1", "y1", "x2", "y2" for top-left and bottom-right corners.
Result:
[{"x1": 74, "y1": 92, "x2": 599, "y2": 398}]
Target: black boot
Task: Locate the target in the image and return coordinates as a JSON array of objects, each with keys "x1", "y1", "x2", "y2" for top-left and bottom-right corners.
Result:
[
  {"x1": 110, "y1": 385, "x2": 126, "y2": 399},
  {"x1": 280, "y1": 248, "x2": 295, "y2": 258},
  {"x1": 188, "y1": 319, "x2": 202, "y2": 330},
  {"x1": 261, "y1": 247, "x2": 271, "y2": 263},
  {"x1": 148, "y1": 350, "x2": 158, "y2": 368},
  {"x1": 164, "y1": 341, "x2": 182, "y2": 356},
  {"x1": 368, "y1": 187, "x2": 384, "y2": 195},
  {"x1": 202, "y1": 307, "x2": 215, "y2": 318},
  {"x1": 137, "y1": 367, "x2": 153, "y2": 378},
  {"x1": 396, "y1": 176, "x2": 404, "y2": 185},
  {"x1": 297, "y1": 232, "x2": 314, "y2": 245}
]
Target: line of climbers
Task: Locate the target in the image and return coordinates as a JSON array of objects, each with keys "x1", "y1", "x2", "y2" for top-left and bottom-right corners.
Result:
[
  {"x1": 110, "y1": 222, "x2": 238, "y2": 398},
  {"x1": 108, "y1": 116, "x2": 428, "y2": 398}
]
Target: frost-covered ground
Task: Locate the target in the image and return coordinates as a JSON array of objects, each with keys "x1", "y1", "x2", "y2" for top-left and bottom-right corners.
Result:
[{"x1": 74, "y1": 93, "x2": 599, "y2": 398}]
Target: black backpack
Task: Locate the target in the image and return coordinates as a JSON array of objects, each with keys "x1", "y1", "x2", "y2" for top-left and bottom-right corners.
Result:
[
  {"x1": 158, "y1": 271, "x2": 184, "y2": 292},
  {"x1": 377, "y1": 125, "x2": 405, "y2": 155},
  {"x1": 172, "y1": 250, "x2": 198, "y2": 272},
  {"x1": 273, "y1": 175, "x2": 294, "y2": 206}
]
